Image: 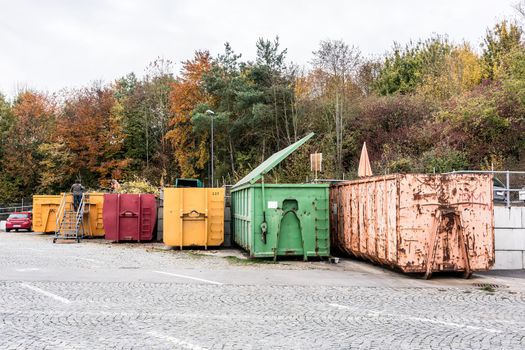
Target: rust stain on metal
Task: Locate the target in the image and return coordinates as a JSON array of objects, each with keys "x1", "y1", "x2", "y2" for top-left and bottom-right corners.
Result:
[{"x1": 330, "y1": 174, "x2": 494, "y2": 277}]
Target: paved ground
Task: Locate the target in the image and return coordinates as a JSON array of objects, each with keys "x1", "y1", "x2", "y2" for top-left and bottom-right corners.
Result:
[{"x1": 1, "y1": 232, "x2": 525, "y2": 349}]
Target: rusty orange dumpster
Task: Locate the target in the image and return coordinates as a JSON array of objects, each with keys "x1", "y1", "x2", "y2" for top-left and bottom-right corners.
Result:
[{"x1": 330, "y1": 173, "x2": 494, "y2": 278}]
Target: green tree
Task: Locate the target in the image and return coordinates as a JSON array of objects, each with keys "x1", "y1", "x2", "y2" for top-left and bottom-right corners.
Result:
[
  {"x1": 482, "y1": 20, "x2": 522, "y2": 80},
  {"x1": 374, "y1": 37, "x2": 452, "y2": 95}
]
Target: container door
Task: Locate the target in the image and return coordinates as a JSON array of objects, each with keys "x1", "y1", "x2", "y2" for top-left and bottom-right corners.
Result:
[
  {"x1": 118, "y1": 194, "x2": 140, "y2": 241},
  {"x1": 276, "y1": 199, "x2": 304, "y2": 256},
  {"x1": 181, "y1": 188, "x2": 207, "y2": 246},
  {"x1": 163, "y1": 188, "x2": 207, "y2": 247}
]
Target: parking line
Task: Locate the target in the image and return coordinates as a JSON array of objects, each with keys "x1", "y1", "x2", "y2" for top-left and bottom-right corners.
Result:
[
  {"x1": 21, "y1": 283, "x2": 71, "y2": 304},
  {"x1": 152, "y1": 270, "x2": 223, "y2": 285},
  {"x1": 68, "y1": 256, "x2": 98, "y2": 263},
  {"x1": 329, "y1": 303, "x2": 502, "y2": 334},
  {"x1": 21, "y1": 248, "x2": 45, "y2": 252},
  {"x1": 16, "y1": 268, "x2": 41, "y2": 272},
  {"x1": 147, "y1": 331, "x2": 208, "y2": 350}
]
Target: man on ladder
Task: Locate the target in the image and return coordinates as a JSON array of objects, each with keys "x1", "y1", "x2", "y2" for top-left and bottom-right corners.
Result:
[{"x1": 70, "y1": 180, "x2": 85, "y2": 212}]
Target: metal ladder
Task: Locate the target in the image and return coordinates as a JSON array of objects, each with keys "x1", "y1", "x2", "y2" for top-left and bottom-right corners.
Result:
[{"x1": 53, "y1": 193, "x2": 90, "y2": 243}]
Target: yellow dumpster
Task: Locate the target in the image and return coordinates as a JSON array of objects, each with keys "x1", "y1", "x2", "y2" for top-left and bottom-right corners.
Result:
[
  {"x1": 32, "y1": 195, "x2": 62, "y2": 233},
  {"x1": 163, "y1": 188, "x2": 225, "y2": 248},
  {"x1": 85, "y1": 193, "x2": 105, "y2": 237},
  {"x1": 32, "y1": 193, "x2": 105, "y2": 236}
]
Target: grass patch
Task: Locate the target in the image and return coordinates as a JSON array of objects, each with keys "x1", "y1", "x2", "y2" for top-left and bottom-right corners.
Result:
[
  {"x1": 479, "y1": 284, "x2": 496, "y2": 293},
  {"x1": 187, "y1": 251, "x2": 209, "y2": 259},
  {"x1": 224, "y1": 256, "x2": 276, "y2": 265}
]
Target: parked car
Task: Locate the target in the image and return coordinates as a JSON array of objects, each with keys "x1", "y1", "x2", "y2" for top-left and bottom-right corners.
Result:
[
  {"x1": 6, "y1": 212, "x2": 32, "y2": 232},
  {"x1": 493, "y1": 178, "x2": 507, "y2": 203}
]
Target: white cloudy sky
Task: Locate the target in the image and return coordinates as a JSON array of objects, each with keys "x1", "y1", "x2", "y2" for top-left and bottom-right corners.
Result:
[{"x1": 0, "y1": 0, "x2": 519, "y2": 98}]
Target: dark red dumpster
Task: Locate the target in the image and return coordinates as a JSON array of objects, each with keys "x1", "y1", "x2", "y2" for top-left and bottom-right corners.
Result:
[{"x1": 103, "y1": 194, "x2": 157, "y2": 242}]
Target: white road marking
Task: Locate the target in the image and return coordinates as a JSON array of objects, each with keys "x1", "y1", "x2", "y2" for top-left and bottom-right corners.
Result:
[
  {"x1": 16, "y1": 268, "x2": 41, "y2": 272},
  {"x1": 67, "y1": 256, "x2": 97, "y2": 263},
  {"x1": 147, "y1": 331, "x2": 208, "y2": 350},
  {"x1": 21, "y1": 283, "x2": 71, "y2": 304},
  {"x1": 329, "y1": 303, "x2": 354, "y2": 310},
  {"x1": 329, "y1": 303, "x2": 503, "y2": 334},
  {"x1": 401, "y1": 315, "x2": 502, "y2": 333},
  {"x1": 21, "y1": 248, "x2": 45, "y2": 252},
  {"x1": 152, "y1": 270, "x2": 223, "y2": 285}
]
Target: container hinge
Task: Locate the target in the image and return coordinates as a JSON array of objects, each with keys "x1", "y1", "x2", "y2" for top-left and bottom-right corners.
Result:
[{"x1": 260, "y1": 218, "x2": 267, "y2": 244}]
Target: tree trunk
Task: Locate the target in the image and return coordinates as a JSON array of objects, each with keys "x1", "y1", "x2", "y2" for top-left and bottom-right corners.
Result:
[
  {"x1": 282, "y1": 90, "x2": 291, "y2": 145},
  {"x1": 229, "y1": 135, "x2": 235, "y2": 175},
  {"x1": 272, "y1": 85, "x2": 280, "y2": 149}
]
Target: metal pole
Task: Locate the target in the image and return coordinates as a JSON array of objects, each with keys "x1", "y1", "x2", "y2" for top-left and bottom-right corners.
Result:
[
  {"x1": 506, "y1": 170, "x2": 510, "y2": 207},
  {"x1": 206, "y1": 110, "x2": 215, "y2": 187},
  {"x1": 211, "y1": 114, "x2": 214, "y2": 187}
]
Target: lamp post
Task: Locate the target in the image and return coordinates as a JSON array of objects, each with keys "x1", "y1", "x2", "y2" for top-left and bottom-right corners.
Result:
[{"x1": 206, "y1": 109, "x2": 215, "y2": 186}]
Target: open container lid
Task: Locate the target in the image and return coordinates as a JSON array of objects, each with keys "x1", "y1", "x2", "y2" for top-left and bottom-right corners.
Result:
[{"x1": 233, "y1": 132, "x2": 314, "y2": 188}]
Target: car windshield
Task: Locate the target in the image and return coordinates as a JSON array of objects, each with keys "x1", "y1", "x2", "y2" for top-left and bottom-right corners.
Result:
[
  {"x1": 8, "y1": 213, "x2": 28, "y2": 219},
  {"x1": 493, "y1": 178, "x2": 506, "y2": 188}
]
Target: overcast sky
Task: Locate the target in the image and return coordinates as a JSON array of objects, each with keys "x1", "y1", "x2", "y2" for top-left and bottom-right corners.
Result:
[{"x1": 0, "y1": 0, "x2": 519, "y2": 98}]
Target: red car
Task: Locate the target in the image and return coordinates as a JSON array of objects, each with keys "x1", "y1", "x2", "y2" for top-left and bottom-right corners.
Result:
[{"x1": 6, "y1": 212, "x2": 32, "y2": 232}]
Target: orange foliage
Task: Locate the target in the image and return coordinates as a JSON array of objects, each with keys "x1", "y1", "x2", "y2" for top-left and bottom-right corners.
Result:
[
  {"x1": 3, "y1": 91, "x2": 56, "y2": 188},
  {"x1": 58, "y1": 87, "x2": 127, "y2": 183},
  {"x1": 166, "y1": 51, "x2": 211, "y2": 178}
]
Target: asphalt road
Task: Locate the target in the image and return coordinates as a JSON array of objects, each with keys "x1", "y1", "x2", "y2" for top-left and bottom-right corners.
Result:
[{"x1": 1, "y1": 231, "x2": 525, "y2": 350}]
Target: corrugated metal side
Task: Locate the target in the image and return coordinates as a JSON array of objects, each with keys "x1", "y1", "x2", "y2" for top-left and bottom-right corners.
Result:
[
  {"x1": 331, "y1": 176, "x2": 399, "y2": 266},
  {"x1": 331, "y1": 174, "x2": 494, "y2": 274},
  {"x1": 163, "y1": 188, "x2": 224, "y2": 247},
  {"x1": 232, "y1": 186, "x2": 253, "y2": 254}
]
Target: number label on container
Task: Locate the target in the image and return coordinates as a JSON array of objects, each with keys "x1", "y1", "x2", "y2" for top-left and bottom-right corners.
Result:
[{"x1": 268, "y1": 201, "x2": 278, "y2": 209}]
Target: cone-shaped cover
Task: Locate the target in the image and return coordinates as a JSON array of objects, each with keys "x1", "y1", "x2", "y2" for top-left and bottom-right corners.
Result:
[{"x1": 358, "y1": 142, "x2": 373, "y2": 177}]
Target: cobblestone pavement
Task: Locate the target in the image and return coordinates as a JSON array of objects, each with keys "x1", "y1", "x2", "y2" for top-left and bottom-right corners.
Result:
[{"x1": 1, "y1": 232, "x2": 525, "y2": 349}]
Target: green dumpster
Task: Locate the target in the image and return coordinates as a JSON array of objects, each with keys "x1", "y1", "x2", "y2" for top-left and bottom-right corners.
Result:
[
  {"x1": 231, "y1": 133, "x2": 330, "y2": 260},
  {"x1": 175, "y1": 178, "x2": 203, "y2": 188}
]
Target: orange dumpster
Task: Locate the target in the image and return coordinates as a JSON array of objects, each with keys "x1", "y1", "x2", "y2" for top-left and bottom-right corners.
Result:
[{"x1": 330, "y1": 173, "x2": 494, "y2": 278}]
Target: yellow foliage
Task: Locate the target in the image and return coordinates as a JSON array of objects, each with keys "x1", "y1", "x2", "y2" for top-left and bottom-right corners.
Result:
[{"x1": 418, "y1": 44, "x2": 482, "y2": 100}]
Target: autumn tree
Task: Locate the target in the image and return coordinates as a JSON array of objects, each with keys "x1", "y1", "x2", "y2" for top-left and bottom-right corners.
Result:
[
  {"x1": 58, "y1": 85, "x2": 125, "y2": 188},
  {"x1": 2, "y1": 91, "x2": 56, "y2": 198},
  {"x1": 312, "y1": 39, "x2": 361, "y2": 176},
  {"x1": 165, "y1": 51, "x2": 212, "y2": 179},
  {"x1": 0, "y1": 95, "x2": 17, "y2": 202}
]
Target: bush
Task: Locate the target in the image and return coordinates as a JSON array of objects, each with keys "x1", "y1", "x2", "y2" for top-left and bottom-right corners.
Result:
[
  {"x1": 421, "y1": 148, "x2": 469, "y2": 173},
  {"x1": 117, "y1": 178, "x2": 159, "y2": 195}
]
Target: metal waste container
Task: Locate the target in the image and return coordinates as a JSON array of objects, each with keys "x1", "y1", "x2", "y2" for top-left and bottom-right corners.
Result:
[
  {"x1": 163, "y1": 187, "x2": 225, "y2": 248},
  {"x1": 330, "y1": 173, "x2": 495, "y2": 278},
  {"x1": 32, "y1": 195, "x2": 62, "y2": 233},
  {"x1": 103, "y1": 194, "x2": 157, "y2": 242},
  {"x1": 33, "y1": 193, "x2": 105, "y2": 236},
  {"x1": 231, "y1": 133, "x2": 330, "y2": 260}
]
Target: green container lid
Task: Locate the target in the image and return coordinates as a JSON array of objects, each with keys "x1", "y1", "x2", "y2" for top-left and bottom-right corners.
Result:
[{"x1": 233, "y1": 132, "x2": 314, "y2": 188}]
